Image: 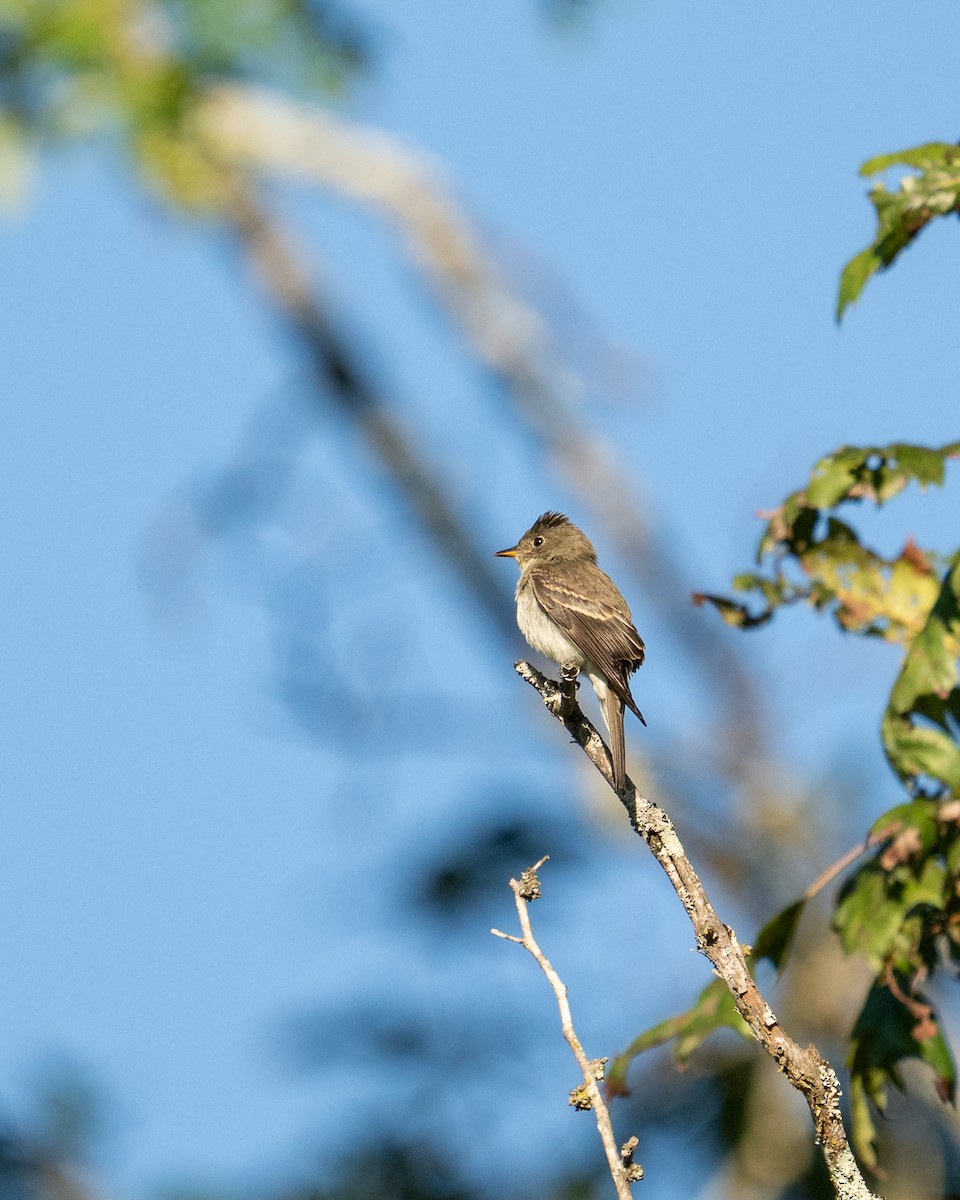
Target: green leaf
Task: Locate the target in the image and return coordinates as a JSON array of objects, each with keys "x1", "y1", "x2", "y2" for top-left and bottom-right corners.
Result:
[
  {"x1": 731, "y1": 572, "x2": 790, "y2": 607},
  {"x1": 837, "y1": 246, "x2": 881, "y2": 320},
  {"x1": 920, "y1": 1018, "x2": 959, "y2": 1105},
  {"x1": 806, "y1": 446, "x2": 871, "y2": 509},
  {"x1": 805, "y1": 443, "x2": 957, "y2": 507},
  {"x1": 883, "y1": 718, "x2": 960, "y2": 792},
  {"x1": 848, "y1": 1073, "x2": 880, "y2": 1174},
  {"x1": 860, "y1": 142, "x2": 960, "y2": 176},
  {"x1": 900, "y1": 857, "x2": 948, "y2": 911},
  {"x1": 889, "y1": 559, "x2": 960, "y2": 714},
  {"x1": 833, "y1": 865, "x2": 909, "y2": 972},
  {"x1": 834, "y1": 846, "x2": 947, "y2": 981},
  {"x1": 782, "y1": 502, "x2": 819, "y2": 554},
  {"x1": 752, "y1": 898, "x2": 806, "y2": 973},
  {"x1": 838, "y1": 154, "x2": 960, "y2": 319},
  {"x1": 890, "y1": 443, "x2": 948, "y2": 488},
  {"x1": 847, "y1": 978, "x2": 957, "y2": 1172},
  {"x1": 870, "y1": 799, "x2": 939, "y2": 856},
  {"x1": 883, "y1": 559, "x2": 960, "y2": 790},
  {"x1": 606, "y1": 979, "x2": 751, "y2": 1096}
]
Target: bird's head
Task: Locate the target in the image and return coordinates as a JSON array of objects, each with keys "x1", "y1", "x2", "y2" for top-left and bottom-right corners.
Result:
[{"x1": 495, "y1": 512, "x2": 597, "y2": 568}]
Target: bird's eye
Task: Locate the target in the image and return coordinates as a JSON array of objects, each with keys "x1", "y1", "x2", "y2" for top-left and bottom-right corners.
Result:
[{"x1": 533, "y1": 536, "x2": 544, "y2": 547}]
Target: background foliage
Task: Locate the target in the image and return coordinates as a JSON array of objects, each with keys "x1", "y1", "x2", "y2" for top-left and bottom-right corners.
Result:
[{"x1": 695, "y1": 441, "x2": 960, "y2": 1172}]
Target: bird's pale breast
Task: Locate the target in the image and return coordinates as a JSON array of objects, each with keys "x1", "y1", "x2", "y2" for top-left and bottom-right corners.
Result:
[{"x1": 516, "y1": 578, "x2": 584, "y2": 667}]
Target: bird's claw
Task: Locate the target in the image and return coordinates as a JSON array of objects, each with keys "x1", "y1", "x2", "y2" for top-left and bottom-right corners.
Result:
[{"x1": 558, "y1": 659, "x2": 581, "y2": 685}]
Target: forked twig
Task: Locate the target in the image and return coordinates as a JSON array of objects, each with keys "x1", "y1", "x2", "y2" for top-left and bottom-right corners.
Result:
[{"x1": 492, "y1": 857, "x2": 642, "y2": 1200}]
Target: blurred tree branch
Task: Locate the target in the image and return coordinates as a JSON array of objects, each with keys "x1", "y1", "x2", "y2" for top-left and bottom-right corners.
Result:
[{"x1": 223, "y1": 182, "x2": 517, "y2": 640}]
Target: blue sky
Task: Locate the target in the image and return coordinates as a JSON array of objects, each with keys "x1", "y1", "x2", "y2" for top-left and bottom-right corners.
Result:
[{"x1": 2, "y1": 1, "x2": 960, "y2": 1195}]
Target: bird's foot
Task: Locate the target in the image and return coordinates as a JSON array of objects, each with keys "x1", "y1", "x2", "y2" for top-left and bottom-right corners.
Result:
[
  {"x1": 551, "y1": 660, "x2": 580, "y2": 718},
  {"x1": 558, "y1": 659, "x2": 581, "y2": 686}
]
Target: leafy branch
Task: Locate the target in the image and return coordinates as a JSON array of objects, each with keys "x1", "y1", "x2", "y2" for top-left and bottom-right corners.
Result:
[
  {"x1": 838, "y1": 142, "x2": 960, "y2": 319},
  {"x1": 688, "y1": 439, "x2": 960, "y2": 1171}
]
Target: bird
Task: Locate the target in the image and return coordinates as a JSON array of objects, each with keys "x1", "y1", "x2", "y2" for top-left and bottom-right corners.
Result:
[{"x1": 496, "y1": 511, "x2": 645, "y2": 791}]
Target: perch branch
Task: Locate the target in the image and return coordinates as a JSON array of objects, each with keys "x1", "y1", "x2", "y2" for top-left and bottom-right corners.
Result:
[
  {"x1": 492, "y1": 858, "x2": 641, "y2": 1200},
  {"x1": 515, "y1": 661, "x2": 878, "y2": 1200}
]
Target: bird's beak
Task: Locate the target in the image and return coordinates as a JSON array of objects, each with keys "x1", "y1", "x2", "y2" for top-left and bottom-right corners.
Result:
[{"x1": 495, "y1": 545, "x2": 519, "y2": 559}]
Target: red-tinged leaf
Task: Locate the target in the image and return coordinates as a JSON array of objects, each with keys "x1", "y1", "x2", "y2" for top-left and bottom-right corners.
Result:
[
  {"x1": 940, "y1": 799, "x2": 960, "y2": 825},
  {"x1": 847, "y1": 977, "x2": 957, "y2": 1154},
  {"x1": 691, "y1": 592, "x2": 772, "y2": 629},
  {"x1": 877, "y1": 826, "x2": 922, "y2": 871},
  {"x1": 870, "y1": 799, "x2": 939, "y2": 858},
  {"x1": 923, "y1": 1024, "x2": 958, "y2": 1105},
  {"x1": 899, "y1": 538, "x2": 934, "y2": 576}
]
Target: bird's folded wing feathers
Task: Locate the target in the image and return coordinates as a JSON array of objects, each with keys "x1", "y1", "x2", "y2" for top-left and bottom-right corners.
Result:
[{"x1": 529, "y1": 567, "x2": 645, "y2": 719}]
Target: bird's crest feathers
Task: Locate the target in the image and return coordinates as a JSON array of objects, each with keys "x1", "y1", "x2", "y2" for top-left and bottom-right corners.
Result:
[{"x1": 533, "y1": 511, "x2": 570, "y2": 531}]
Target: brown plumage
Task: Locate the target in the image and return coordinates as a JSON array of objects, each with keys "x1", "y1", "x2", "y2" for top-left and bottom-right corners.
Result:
[{"x1": 496, "y1": 512, "x2": 645, "y2": 791}]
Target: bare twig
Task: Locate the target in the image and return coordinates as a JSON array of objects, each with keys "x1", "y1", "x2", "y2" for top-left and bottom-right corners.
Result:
[
  {"x1": 514, "y1": 661, "x2": 878, "y2": 1200},
  {"x1": 804, "y1": 839, "x2": 872, "y2": 900},
  {"x1": 492, "y1": 857, "x2": 640, "y2": 1200}
]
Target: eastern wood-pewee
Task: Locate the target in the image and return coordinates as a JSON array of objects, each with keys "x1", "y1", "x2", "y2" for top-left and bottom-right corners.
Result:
[{"x1": 496, "y1": 511, "x2": 646, "y2": 791}]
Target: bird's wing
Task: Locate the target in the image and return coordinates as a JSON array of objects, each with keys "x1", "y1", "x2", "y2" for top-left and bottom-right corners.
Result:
[{"x1": 529, "y1": 565, "x2": 646, "y2": 722}]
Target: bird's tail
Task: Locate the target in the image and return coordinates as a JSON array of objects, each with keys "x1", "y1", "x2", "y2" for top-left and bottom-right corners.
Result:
[
  {"x1": 607, "y1": 665, "x2": 646, "y2": 728},
  {"x1": 623, "y1": 691, "x2": 647, "y2": 728},
  {"x1": 602, "y1": 689, "x2": 628, "y2": 793}
]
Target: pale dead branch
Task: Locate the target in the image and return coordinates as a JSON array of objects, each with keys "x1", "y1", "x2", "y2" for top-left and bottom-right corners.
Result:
[{"x1": 493, "y1": 857, "x2": 642, "y2": 1200}]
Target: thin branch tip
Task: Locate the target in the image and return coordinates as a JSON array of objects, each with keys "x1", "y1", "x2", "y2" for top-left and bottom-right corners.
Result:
[
  {"x1": 493, "y1": 861, "x2": 637, "y2": 1199},
  {"x1": 510, "y1": 855, "x2": 550, "y2": 903},
  {"x1": 621, "y1": 1136, "x2": 644, "y2": 1183}
]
